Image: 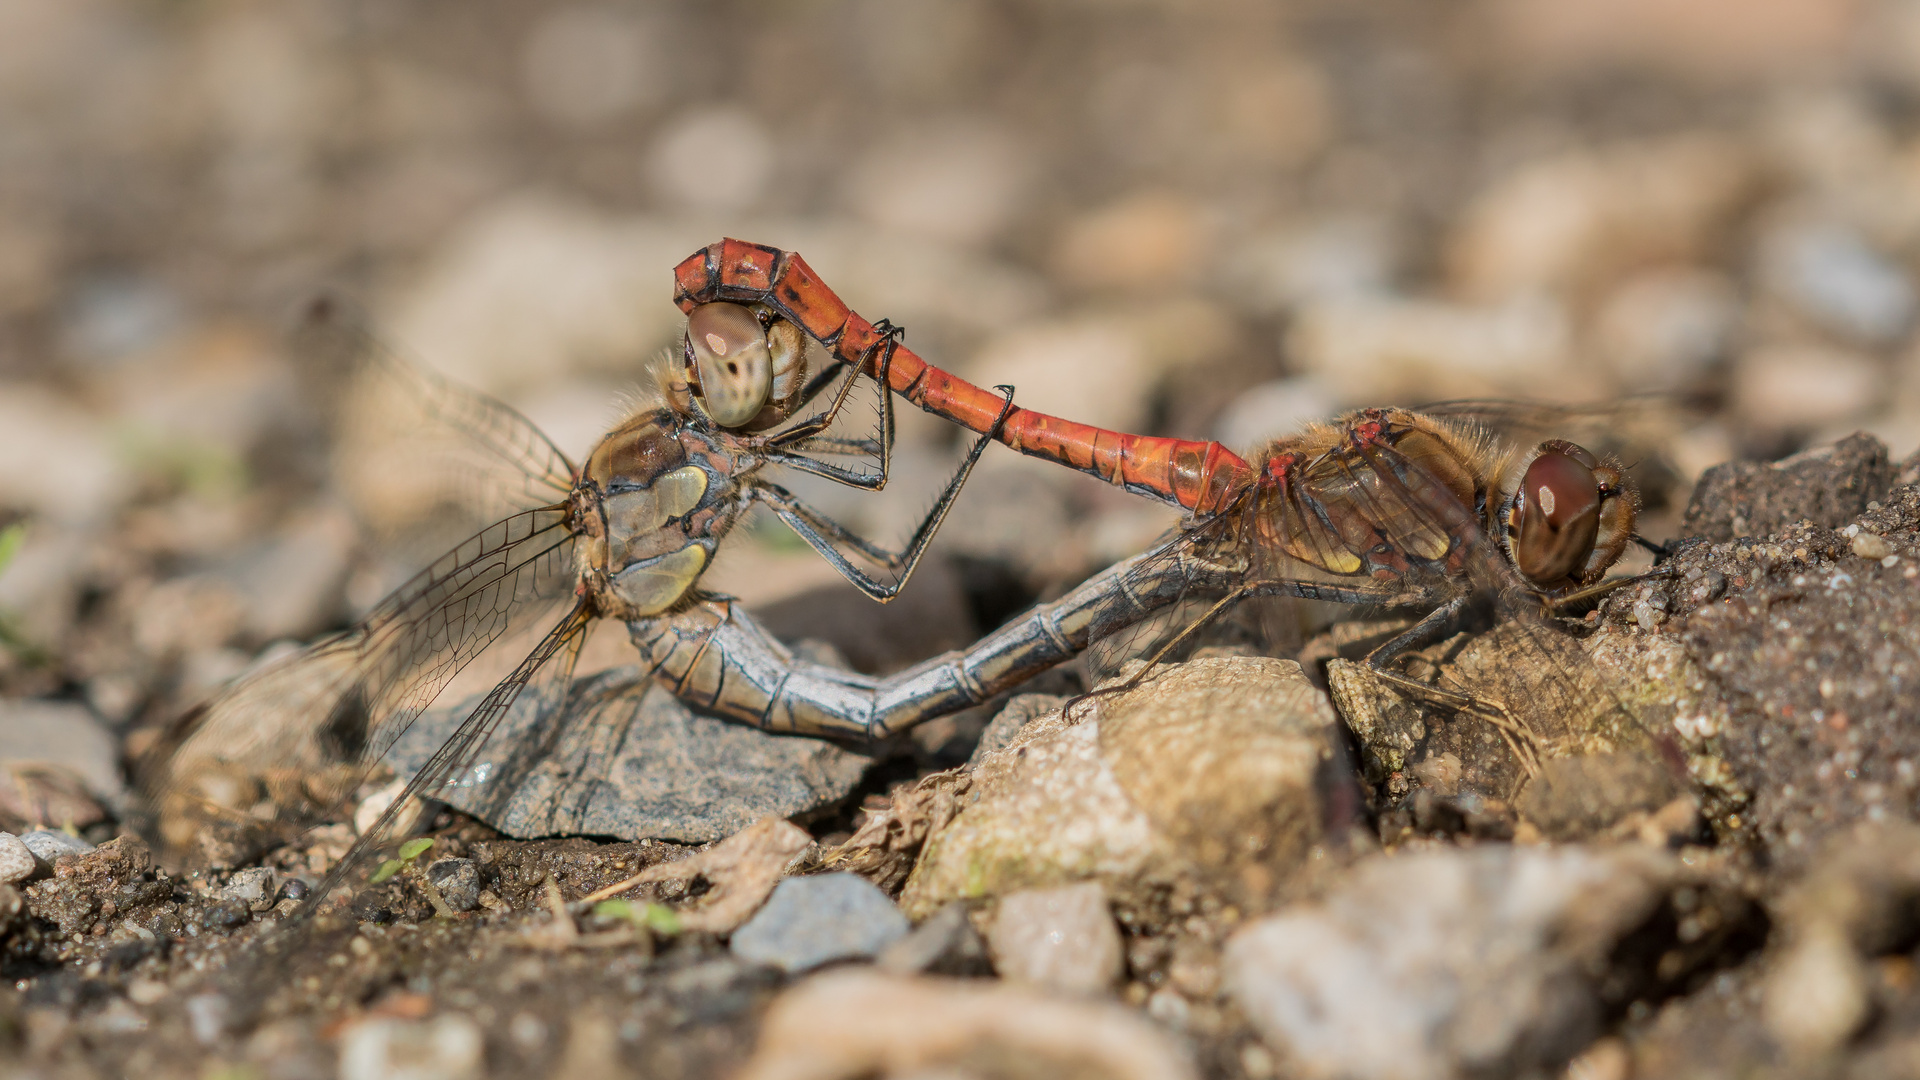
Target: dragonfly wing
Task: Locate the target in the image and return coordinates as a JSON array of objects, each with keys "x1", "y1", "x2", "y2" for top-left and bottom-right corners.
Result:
[
  {"x1": 294, "y1": 298, "x2": 577, "y2": 554},
  {"x1": 309, "y1": 600, "x2": 593, "y2": 912},
  {"x1": 146, "y1": 507, "x2": 579, "y2": 862}
]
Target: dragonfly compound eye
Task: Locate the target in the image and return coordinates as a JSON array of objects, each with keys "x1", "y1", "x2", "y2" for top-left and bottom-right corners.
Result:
[
  {"x1": 1508, "y1": 443, "x2": 1604, "y2": 587},
  {"x1": 685, "y1": 303, "x2": 774, "y2": 428}
]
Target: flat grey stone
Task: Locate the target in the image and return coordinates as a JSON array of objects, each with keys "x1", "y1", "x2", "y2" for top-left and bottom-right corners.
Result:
[
  {"x1": 20, "y1": 829, "x2": 94, "y2": 870},
  {"x1": 387, "y1": 665, "x2": 874, "y2": 843},
  {"x1": 730, "y1": 872, "x2": 909, "y2": 973}
]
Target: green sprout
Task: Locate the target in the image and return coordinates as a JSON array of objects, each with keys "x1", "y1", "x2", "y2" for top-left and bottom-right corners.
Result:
[
  {"x1": 591, "y1": 898, "x2": 682, "y2": 936},
  {"x1": 369, "y1": 837, "x2": 435, "y2": 884}
]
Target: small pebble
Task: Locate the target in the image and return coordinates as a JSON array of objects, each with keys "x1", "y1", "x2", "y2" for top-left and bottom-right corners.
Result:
[
  {"x1": 337, "y1": 1015, "x2": 484, "y2": 1080},
  {"x1": 988, "y1": 882, "x2": 1124, "y2": 995},
  {"x1": 730, "y1": 872, "x2": 910, "y2": 974},
  {"x1": 1852, "y1": 532, "x2": 1893, "y2": 561},
  {"x1": 219, "y1": 867, "x2": 276, "y2": 912},
  {"x1": 877, "y1": 901, "x2": 993, "y2": 977},
  {"x1": 0, "y1": 832, "x2": 36, "y2": 884},
  {"x1": 186, "y1": 993, "x2": 230, "y2": 1045},
  {"x1": 426, "y1": 858, "x2": 481, "y2": 913}
]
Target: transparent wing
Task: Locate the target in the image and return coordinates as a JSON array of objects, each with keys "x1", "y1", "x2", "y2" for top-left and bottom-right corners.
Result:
[
  {"x1": 146, "y1": 506, "x2": 580, "y2": 861},
  {"x1": 294, "y1": 297, "x2": 577, "y2": 558},
  {"x1": 309, "y1": 600, "x2": 593, "y2": 913}
]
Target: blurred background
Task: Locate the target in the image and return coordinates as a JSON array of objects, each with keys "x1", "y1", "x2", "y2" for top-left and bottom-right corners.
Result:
[{"x1": 3, "y1": 0, "x2": 1920, "y2": 810}]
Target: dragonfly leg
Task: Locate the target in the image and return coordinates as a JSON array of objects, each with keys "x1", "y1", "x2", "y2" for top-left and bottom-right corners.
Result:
[
  {"x1": 1351, "y1": 665, "x2": 1542, "y2": 779},
  {"x1": 751, "y1": 385, "x2": 1016, "y2": 601},
  {"x1": 763, "y1": 321, "x2": 903, "y2": 453},
  {"x1": 1546, "y1": 564, "x2": 1678, "y2": 612},
  {"x1": 753, "y1": 336, "x2": 899, "y2": 490},
  {"x1": 1362, "y1": 593, "x2": 1473, "y2": 669}
]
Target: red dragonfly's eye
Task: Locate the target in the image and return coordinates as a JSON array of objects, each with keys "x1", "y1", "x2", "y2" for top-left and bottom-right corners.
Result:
[{"x1": 1509, "y1": 445, "x2": 1603, "y2": 586}]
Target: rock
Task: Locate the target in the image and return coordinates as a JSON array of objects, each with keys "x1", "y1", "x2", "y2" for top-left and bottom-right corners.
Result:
[
  {"x1": 1761, "y1": 219, "x2": 1915, "y2": 345},
  {"x1": 0, "y1": 763, "x2": 111, "y2": 840},
  {"x1": 876, "y1": 901, "x2": 992, "y2": 977},
  {"x1": 220, "y1": 507, "x2": 356, "y2": 643},
  {"x1": 1446, "y1": 135, "x2": 1755, "y2": 302},
  {"x1": 1681, "y1": 432, "x2": 1893, "y2": 542},
  {"x1": 734, "y1": 969, "x2": 1197, "y2": 1080},
  {"x1": 844, "y1": 116, "x2": 1030, "y2": 248},
  {"x1": 388, "y1": 196, "x2": 711, "y2": 403},
  {"x1": 22, "y1": 835, "x2": 171, "y2": 938},
  {"x1": 520, "y1": 6, "x2": 667, "y2": 129},
  {"x1": 1601, "y1": 492, "x2": 1920, "y2": 860},
  {"x1": 185, "y1": 993, "x2": 230, "y2": 1046},
  {"x1": 647, "y1": 105, "x2": 774, "y2": 214},
  {"x1": 0, "y1": 832, "x2": 34, "y2": 884},
  {"x1": 19, "y1": 828, "x2": 94, "y2": 865},
  {"x1": 902, "y1": 657, "x2": 1349, "y2": 917},
  {"x1": 0, "y1": 522, "x2": 91, "y2": 649},
  {"x1": 1514, "y1": 752, "x2": 1684, "y2": 840},
  {"x1": 1051, "y1": 189, "x2": 1208, "y2": 292},
  {"x1": 604, "y1": 816, "x2": 812, "y2": 935},
  {"x1": 730, "y1": 872, "x2": 910, "y2": 974},
  {"x1": 961, "y1": 302, "x2": 1235, "y2": 438},
  {"x1": 1222, "y1": 217, "x2": 1397, "y2": 315},
  {"x1": 1762, "y1": 825, "x2": 1920, "y2": 1055},
  {"x1": 1226, "y1": 845, "x2": 1748, "y2": 1080},
  {"x1": 1213, "y1": 377, "x2": 1339, "y2": 455},
  {"x1": 0, "y1": 697, "x2": 123, "y2": 809},
  {"x1": 987, "y1": 883, "x2": 1124, "y2": 995},
  {"x1": 387, "y1": 665, "x2": 874, "y2": 843},
  {"x1": 426, "y1": 858, "x2": 480, "y2": 913},
  {"x1": 1592, "y1": 268, "x2": 1737, "y2": 391},
  {"x1": 337, "y1": 1015, "x2": 484, "y2": 1080},
  {"x1": 0, "y1": 384, "x2": 132, "y2": 526},
  {"x1": 219, "y1": 866, "x2": 276, "y2": 912},
  {"x1": 1733, "y1": 345, "x2": 1882, "y2": 434},
  {"x1": 0, "y1": 882, "x2": 22, "y2": 935},
  {"x1": 1764, "y1": 923, "x2": 1870, "y2": 1057},
  {"x1": 1287, "y1": 293, "x2": 1580, "y2": 405},
  {"x1": 967, "y1": 693, "x2": 1067, "y2": 767},
  {"x1": 1487, "y1": 0, "x2": 1858, "y2": 79}
]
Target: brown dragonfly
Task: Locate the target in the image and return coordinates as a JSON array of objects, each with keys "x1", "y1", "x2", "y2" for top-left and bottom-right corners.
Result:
[
  {"x1": 674, "y1": 240, "x2": 1672, "y2": 780},
  {"x1": 147, "y1": 296, "x2": 1069, "y2": 905}
]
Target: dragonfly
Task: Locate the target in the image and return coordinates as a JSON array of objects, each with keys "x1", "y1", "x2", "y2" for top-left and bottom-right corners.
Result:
[
  {"x1": 144, "y1": 293, "x2": 1115, "y2": 906},
  {"x1": 673, "y1": 239, "x2": 1670, "y2": 782}
]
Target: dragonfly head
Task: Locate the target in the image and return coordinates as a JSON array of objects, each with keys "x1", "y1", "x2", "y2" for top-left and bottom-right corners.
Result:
[
  {"x1": 682, "y1": 302, "x2": 805, "y2": 429},
  {"x1": 1504, "y1": 439, "x2": 1639, "y2": 589}
]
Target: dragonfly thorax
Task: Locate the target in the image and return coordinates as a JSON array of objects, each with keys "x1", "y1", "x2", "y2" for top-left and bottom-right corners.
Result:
[{"x1": 578, "y1": 410, "x2": 741, "y2": 620}]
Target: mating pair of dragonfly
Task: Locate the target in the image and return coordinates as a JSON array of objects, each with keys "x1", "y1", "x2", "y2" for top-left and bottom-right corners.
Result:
[{"x1": 147, "y1": 238, "x2": 1657, "y2": 906}]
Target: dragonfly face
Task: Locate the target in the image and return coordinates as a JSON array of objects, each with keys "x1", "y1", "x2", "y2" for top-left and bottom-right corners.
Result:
[
  {"x1": 1501, "y1": 439, "x2": 1638, "y2": 591},
  {"x1": 576, "y1": 302, "x2": 815, "y2": 620}
]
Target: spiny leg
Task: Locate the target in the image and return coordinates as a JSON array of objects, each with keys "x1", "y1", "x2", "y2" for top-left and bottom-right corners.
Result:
[
  {"x1": 1546, "y1": 564, "x2": 1677, "y2": 613},
  {"x1": 765, "y1": 319, "x2": 904, "y2": 452},
  {"x1": 753, "y1": 384, "x2": 1016, "y2": 601}
]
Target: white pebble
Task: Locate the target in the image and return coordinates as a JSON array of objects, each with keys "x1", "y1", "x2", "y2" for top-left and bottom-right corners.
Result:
[{"x1": 0, "y1": 833, "x2": 34, "y2": 884}]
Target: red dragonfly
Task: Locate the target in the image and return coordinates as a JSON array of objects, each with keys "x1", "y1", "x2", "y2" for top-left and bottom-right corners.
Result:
[{"x1": 674, "y1": 239, "x2": 1665, "y2": 774}]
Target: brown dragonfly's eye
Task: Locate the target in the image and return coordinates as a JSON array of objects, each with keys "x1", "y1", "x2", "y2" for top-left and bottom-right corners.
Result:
[
  {"x1": 1507, "y1": 441, "x2": 1605, "y2": 587},
  {"x1": 684, "y1": 302, "x2": 773, "y2": 427}
]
